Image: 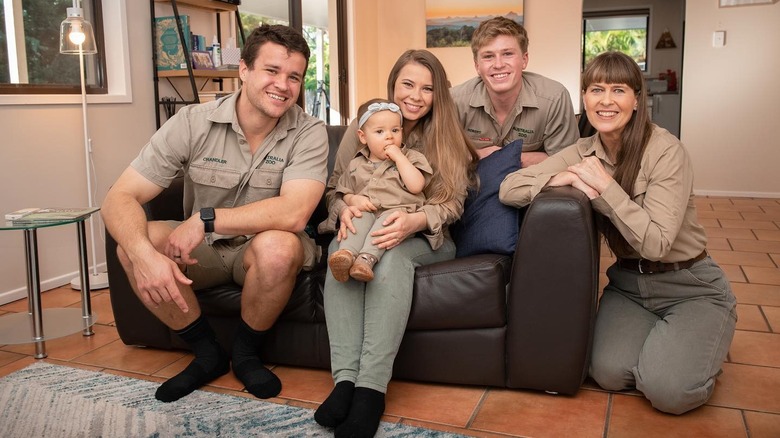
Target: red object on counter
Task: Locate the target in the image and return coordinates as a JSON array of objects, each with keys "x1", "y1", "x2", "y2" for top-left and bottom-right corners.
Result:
[{"x1": 666, "y1": 69, "x2": 677, "y2": 91}]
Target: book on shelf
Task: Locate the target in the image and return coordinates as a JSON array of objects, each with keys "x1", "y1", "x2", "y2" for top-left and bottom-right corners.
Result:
[
  {"x1": 155, "y1": 15, "x2": 191, "y2": 71},
  {"x1": 6, "y1": 207, "x2": 100, "y2": 223}
]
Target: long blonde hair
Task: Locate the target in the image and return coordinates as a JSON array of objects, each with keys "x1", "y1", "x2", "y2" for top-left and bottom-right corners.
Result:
[
  {"x1": 582, "y1": 51, "x2": 652, "y2": 256},
  {"x1": 386, "y1": 50, "x2": 478, "y2": 204}
]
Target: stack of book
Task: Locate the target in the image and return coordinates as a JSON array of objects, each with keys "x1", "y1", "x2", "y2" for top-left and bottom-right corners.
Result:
[{"x1": 5, "y1": 207, "x2": 100, "y2": 224}]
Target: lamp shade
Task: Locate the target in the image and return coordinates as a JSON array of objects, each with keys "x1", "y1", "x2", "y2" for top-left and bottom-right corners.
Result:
[{"x1": 59, "y1": 7, "x2": 97, "y2": 54}]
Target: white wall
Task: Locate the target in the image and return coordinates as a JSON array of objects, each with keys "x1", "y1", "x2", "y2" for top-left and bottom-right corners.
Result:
[
  {"x1": 347, "y1": 0, "x2": 583, "y2": 120},
  {"x1": 0, "y1": 1, "x2": 156, "y2": 303},
  {"x1": 682, "y1": 0, "x2": 780, "y2": 197}
]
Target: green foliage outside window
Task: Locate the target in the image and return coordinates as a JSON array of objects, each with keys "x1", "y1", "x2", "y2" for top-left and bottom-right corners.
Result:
[
  {"x1": 0, "y1": 0, "x2": 84, "y2": 86},
  {"x1": 584, "y1": 29, "x2": 647, "y2": 69}
]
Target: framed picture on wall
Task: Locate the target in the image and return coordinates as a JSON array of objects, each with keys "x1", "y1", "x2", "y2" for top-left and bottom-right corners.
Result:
[
  {"x1": 719, "y1": 0, "x2": 778, "y2": 7},
  {"x1": 425, "y1": 1, "x2": 524, "y2": 48}
]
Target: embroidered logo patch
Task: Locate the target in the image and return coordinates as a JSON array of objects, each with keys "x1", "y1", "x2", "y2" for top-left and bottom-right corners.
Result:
[
  {"x1": 203, "y1": 157, "x2": 227, "y2": 164},
  {"x1": 512, "y1": 126, "x2": 535, "y2": 138},
  {"x1": 265, "y1": 155, "x2": 285, "y2": 165}
]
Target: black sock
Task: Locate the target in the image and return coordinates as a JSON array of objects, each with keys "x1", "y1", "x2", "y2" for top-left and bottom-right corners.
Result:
[
  {"x1": 231, "y1": 320, "x2": 282, "y2": 399},
  {"x1": 155, "y1": 317, "x2": 230, "y2": 403},
  {"x1": 334, "y1": 387, "x2": 385, "y2": 438},
  {"x1": 314, "y1": 380, "x2": 355, "y2": 427}
]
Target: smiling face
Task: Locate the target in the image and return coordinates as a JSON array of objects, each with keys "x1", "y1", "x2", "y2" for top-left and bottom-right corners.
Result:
[
  {"x1": 475, "y1": 34, "x2": 528, "y2": 98},
  {"x1": 583, "y1": 82, "x2": 638, "y2": 144},
  {"x1": 391, "y1": 62, "x2": 433, "y2": 131},
  {"x1": 238, "y1": 41, "x2": 307, "y2": 121},
  {"x1": 357, "y1": 110, "x2": 403, "y2": 162}
]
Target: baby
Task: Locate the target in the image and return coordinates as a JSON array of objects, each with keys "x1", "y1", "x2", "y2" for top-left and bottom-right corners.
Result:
[{"x1": 328, "y1": 99, "x2": 432, "y2": 282}]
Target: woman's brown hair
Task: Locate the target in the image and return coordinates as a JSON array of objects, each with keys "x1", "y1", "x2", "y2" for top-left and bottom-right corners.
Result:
[
  {"x1": 386, "y1": 50, "x2": 478, "y2": 204},
  {"x1": 582, "y1": 51, "x2": 653, "y2": 256}
]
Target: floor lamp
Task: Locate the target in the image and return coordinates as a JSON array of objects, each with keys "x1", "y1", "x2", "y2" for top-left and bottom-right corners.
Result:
[{"x1": 60, "y1": 0, "x2": 109, "y2": 290}]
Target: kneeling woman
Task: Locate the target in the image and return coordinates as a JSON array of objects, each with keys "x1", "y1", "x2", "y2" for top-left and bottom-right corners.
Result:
[{"x1": 499, "y1": 51, "x2": 736, "y2": 414}]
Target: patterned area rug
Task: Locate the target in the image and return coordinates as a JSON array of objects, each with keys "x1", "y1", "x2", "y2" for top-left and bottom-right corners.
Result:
[{"x1": 0, "y1": 363, "x2": 466, "y2": 437}]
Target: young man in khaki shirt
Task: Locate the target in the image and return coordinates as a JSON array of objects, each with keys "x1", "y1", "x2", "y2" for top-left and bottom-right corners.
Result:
[
  {"x1": 102, "y1": 25, "x2": 328, "y2": 403},
  {"x1": 451, "y1": 17, "x2": 579, "y2": 167}
]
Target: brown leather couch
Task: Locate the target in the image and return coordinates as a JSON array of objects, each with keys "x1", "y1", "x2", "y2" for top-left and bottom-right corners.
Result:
[{"x1": 106, "y1": 125, "x2": 599, "y2": 395}]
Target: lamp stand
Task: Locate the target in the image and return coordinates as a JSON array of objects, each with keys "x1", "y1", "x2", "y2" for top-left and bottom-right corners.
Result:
[{"x1": 70, "y1": 42, "x2": 108, "y2": 291}]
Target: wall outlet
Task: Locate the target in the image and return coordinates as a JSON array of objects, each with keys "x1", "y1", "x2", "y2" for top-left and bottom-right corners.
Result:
[{"x1": 713, "y1": 31, "x2": 726, "y2": 48}]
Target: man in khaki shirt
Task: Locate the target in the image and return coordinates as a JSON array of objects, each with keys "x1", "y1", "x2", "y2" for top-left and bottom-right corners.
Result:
[
  {"x1": 102, "y1": 25, "x2": 328, "y2": 403},
  {"x1": 451, "y1": 16, "x2": 578, "y2": 167}
]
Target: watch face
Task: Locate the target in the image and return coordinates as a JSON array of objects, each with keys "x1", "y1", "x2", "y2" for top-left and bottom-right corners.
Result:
[
  {"x1": 200, "y1": 208, "x2": 215, "y2": 221},
  {"x1": 200, "y1": 208, "x2": 215, "y2": 233}
]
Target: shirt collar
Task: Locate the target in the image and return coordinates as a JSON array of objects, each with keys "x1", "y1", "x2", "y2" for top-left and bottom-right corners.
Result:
[
  {"x1": 468, "y1": 74, "x2": 540, "y2": 115},
  {"x1": 579, "y1": 132, "x2": 616, "y2": 166},
  {"x1": 208, "y1": 89, "x2": 301, "y2": 141}
]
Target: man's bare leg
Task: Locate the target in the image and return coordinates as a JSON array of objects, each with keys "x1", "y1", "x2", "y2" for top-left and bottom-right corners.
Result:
[
  {"x1": 116, "y1": 222, "x2": 229, "y2": 402},
  {"x1": 231, "y1": 230, "x2": 304, "y2": 399}
]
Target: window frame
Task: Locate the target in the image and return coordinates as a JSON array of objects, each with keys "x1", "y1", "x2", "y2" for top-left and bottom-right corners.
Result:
[
  {"x1": 0, "y1": 0, "x2": 130, "y2": 105},
  {"x1": 0, "y1": 0, "x2": 108, "y2": 95}
]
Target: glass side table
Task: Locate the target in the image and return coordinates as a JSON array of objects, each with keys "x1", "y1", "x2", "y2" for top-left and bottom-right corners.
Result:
[{"x1": 0, "y1": 209, "x2": 100, "y2": 358}]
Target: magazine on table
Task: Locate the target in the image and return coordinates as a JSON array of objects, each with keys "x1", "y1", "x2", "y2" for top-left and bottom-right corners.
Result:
[{"x1": 6, "y1": 207, "x2": 99, "y2": 223}]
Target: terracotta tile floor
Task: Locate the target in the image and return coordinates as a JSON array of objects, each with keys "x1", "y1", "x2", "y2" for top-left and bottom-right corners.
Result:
[{"x1": 1, "y1": 196, "x2": 779, "y2": 437}]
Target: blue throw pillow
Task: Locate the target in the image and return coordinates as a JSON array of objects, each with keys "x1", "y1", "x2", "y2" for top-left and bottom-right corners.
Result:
[{"x1": 451, "y1": 139, "x2": 523, "y2": 258}]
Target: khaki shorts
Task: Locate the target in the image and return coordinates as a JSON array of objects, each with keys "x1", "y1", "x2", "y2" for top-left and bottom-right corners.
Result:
[{"x1": 163, "y1": 221, "x2": 320, "y2": 290}]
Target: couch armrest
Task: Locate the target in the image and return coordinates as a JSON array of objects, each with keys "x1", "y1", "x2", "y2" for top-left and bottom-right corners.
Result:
[{"x1": 505, "y1": 186, "x2": 599, "y2": 394}]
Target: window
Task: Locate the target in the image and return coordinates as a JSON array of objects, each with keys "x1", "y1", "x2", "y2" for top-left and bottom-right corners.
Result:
[
  {"x1": 583, "y1": 10, "x2": 649, "y2": 72},
  {"x1": 0, "y1": 0, "x2": 106, "y2": 95}
]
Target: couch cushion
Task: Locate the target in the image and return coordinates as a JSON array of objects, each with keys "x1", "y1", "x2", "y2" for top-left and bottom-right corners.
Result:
[{"x1": 407, "y1": 254, "x2": 511, "y2": 330}]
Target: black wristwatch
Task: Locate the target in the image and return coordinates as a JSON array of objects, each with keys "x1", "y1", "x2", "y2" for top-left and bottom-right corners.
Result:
[{"x1": 200, "y1": 207, "x2": 215, "y2": 244}]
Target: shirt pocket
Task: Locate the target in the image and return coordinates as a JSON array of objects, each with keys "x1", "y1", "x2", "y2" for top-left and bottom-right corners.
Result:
[
  {"x1": 519, "y1": 138, "x2": 543, "y2": 152},
  {"x1": 246, "y1": 168, "x2": 284, "y2": 203},
  {"x1": 188, "y1": 165, "x2": 241, "y2": 205},
  {"x1": 468, "y1": 136, "x2": 495, "y2": 150}
]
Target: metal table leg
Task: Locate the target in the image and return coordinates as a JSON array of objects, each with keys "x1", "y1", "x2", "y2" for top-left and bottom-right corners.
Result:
[
  {"x1": 76, "y1": 220, "x2": 95, "y2": 336},
  {"x1": 23, "y1": 229, "x2": 46, "y2": 359}
]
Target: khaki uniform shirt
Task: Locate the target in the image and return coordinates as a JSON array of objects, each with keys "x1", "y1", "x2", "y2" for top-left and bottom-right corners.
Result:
[
  {"x1": 321, "y1": 120, "x2": 465, "y2": 249},
  {"x1": 336, "y1": 145, "x2": 432, "y2": 213},
  {"x1": 131, "y1": 91, "x2": 329, "y2": 255},
  {"x1": 451, "y1": 72, "x2": 579, "y2": 156},
  {"x1": 499, "y1": 125, "x2": 707, "y2": 262}
]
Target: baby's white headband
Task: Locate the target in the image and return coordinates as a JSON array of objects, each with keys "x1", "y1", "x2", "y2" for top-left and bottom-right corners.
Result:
[{"x1": 358, "y1": 102, "x2": 402, "y2": 128}]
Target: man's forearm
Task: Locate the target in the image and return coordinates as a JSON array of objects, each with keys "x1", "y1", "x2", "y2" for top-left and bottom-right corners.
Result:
[{"x1": 215, "y1": 182, "x2": 324, "y2": 236}]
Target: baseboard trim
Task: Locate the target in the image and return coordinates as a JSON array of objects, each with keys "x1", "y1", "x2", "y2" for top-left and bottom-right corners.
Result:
[
  {"x1": 694, "y1": 190, "x2": 780, "y2": 199},
  {"x1": 0, "y1": 263, "x2": 108, "y2": 306}
]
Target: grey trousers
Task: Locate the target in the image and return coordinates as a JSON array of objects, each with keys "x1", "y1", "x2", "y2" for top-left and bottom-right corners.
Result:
[
  {"x1": 589, "y1": 256, "x2": 737, "y2": 414},
  {"x1": 323, "y1": 235, "x2": 456, "y2": 393},
  {"x1": 337, "y1": 210, "x2": 399, "y2": 261}
]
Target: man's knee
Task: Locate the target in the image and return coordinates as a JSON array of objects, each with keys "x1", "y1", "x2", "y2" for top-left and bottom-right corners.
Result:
[{"x1": 244, "y1": 231, "x2": 304, "y2": 275}]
